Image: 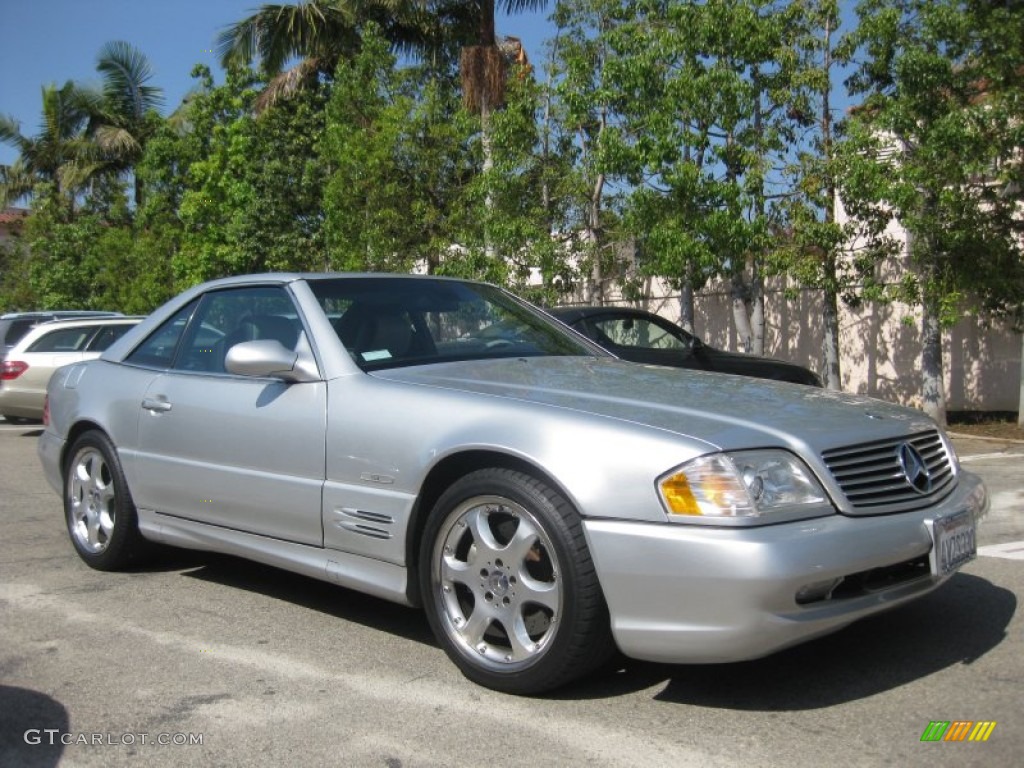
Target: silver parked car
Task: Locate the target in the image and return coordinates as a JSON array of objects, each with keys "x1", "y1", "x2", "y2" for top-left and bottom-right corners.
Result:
[{"x1": 38, "y1": 274, "x2": 987, "y2": 694}]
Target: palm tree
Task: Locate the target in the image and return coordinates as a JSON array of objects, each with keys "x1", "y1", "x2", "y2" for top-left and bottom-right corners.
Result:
[
  {"x1": 217, "y1": 1, "x2": 451, "y2": 110},
  {"x1": 217, "y1": 1, "x2": 547, "y2": 110},
  {"x1": 443, "y1": 1, "x2": 547, "y2": 113},
  {"x1": 80, "y1": 41, "x2": 165, "y2": 207},
  {"x1": 0, "y1": 81, "x2": 94, "y2": 208},
  {"x1": 1, "y1": 44, "x2": 163, "y2": 210}
]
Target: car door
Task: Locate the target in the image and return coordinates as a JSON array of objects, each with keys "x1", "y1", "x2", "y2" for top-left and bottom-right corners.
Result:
[{"x1": 132, "y1": 285, "x2": 327, "y2": 546}]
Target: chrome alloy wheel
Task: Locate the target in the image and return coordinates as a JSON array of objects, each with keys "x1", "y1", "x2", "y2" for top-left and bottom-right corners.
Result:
[
  {"x1": 67, "y1": 447, "x2": 117, "y2": 554},
  {"x1": 432, "y1": 495, "x2": 563, "y2": 671}
]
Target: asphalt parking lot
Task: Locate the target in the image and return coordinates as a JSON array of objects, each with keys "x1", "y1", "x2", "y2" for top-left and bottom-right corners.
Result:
[{"x1": 2, "y1": 420, "x2": 1022, "y2": 767}]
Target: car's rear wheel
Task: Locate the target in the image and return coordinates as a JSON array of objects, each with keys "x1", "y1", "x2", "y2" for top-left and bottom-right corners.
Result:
[
  {"x1": 420, "y1": 468, "x2": 613, "y2": 694},
  {"x1": 65, "y1": 430, "x2": 148, "y2": 570}
]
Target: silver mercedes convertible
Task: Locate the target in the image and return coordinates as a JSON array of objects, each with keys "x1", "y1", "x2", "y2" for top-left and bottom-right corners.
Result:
[{"x1": 39, "y1": 273, "x2": 988, "y2": 694}]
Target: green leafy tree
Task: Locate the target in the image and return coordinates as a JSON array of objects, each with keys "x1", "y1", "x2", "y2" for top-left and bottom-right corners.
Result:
[
  {"x1": 322, "y1": 28, "x2": 474, "y2": 274},
  {"x1": 19, "y1": 182, "x2": 138, "y2": 309},
  {"x1": 593, "y1": 0, "x2": 807, "y2": 353},
  {"x1": 0, "y1": 230, "x2": 35, "y2": 310},
  {"x1": 841, "y1": 0, "x2": 1024, "y2": 424},
  {"x1": 447, "y1": 58, "x2": 560, "y2": 288},
  {"x1": 168, "y1": 67, "x2": 328, "y2": 285},
  {"x1": 547, "y1": 0, "x2": 628, "y2": 305},
  {"x1": 779, "y1": 0, "x2": 860, "y2": 391}
]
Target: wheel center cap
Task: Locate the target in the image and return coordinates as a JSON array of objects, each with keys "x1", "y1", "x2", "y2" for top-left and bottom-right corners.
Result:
[{"x1": 487, "y1": 571, "x2": 509, "y2": 595}]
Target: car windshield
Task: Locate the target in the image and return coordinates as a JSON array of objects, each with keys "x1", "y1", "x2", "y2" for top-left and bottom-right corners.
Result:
[{"x1": 309, "y1": 277, "x2": 600, "y2": 370}]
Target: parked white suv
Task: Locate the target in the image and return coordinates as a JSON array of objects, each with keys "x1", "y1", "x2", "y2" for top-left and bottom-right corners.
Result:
[
  {"x1": 0, "y1": 311, "x2": 122, "y2": 356},
  {"x1": 0, "y1": 316, "x2": 142, "y2": 423}
]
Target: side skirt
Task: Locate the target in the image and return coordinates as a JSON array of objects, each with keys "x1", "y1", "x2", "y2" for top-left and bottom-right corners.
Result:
[{"x1": 137, "y1": 508, "x2": 412, "y2": 606}]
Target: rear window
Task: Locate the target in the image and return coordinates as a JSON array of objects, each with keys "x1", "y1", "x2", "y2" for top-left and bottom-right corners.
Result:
[{"x1": 1, "y1": 318, "x2": 42, "y2": 348}]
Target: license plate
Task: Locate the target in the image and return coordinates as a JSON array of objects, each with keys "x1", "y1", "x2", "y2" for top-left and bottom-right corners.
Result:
[{"x1": 929, "y1": 511, "x2": 977, "y2": 577}]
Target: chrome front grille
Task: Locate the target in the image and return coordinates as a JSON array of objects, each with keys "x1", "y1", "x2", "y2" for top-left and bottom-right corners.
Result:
[{"x1": 822, "y1": 430, "x2": 956, "y2": 512}]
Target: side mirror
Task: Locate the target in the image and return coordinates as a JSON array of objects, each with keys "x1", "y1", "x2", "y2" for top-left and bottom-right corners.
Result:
[{"x1": 225, "y1": 339, "x2": 318, "y2": 382}]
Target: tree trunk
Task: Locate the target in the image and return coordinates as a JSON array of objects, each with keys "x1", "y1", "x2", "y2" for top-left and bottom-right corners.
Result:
[
  {"x1": 822, "y1": 277, "x2": 842, "y2": 390},
  {"x1": 479, "y1": 1, "x2": 496, "y2": 47},
  {"x1": 730, "y1": 271, "x2": 753, "y2": 353},
  {"x1": 750, "y1": 258, "x2": 764, "y2": 356},
  {"x1": 820, "y1": 13, "x2": 842, "y2": 390},
  {"x1": 920, "y1": 293, "x2": 946, "y2": 425},
  {"x1": 750, "y1": 68, "x2": 765, "y2": 357},
  {"x1": 482, "y1": 100, "x2": 495, "y2": 262},
  {"x1": 1018, "y1": 333, "x2": 1024, "y2": 426},
  {"x1": 680, "y1": 264, "x2": 695, "y2": 334}
]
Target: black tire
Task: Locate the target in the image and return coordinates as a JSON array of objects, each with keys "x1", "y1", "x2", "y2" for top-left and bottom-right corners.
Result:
[
  {"x1": 64, "y1": 430, "x2": 149, "y2": 570},
  {"x1": 419, "y1": 468, "x2": 613, "y2": 694}
]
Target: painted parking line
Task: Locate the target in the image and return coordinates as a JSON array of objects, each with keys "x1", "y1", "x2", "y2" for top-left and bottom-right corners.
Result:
[
  {"x1": 978, "y1": 541, "x2": 1024, "y2": 561},
  {"x1": 959, "y1": 452, "x2": 1021, "y2": 463}
]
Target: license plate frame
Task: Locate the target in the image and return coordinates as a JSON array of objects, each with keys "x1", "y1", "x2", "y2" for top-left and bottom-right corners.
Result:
[{"x1": 928, "y1": 510, "x2": 977, "y2": 577}]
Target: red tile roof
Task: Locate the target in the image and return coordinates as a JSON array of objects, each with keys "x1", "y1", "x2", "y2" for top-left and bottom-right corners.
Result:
[{"x1": 0, "y1": 207, "x2": 29, "y2": 225}]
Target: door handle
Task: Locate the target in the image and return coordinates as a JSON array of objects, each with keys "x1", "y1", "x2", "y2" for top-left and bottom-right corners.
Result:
[{"x1": 141, "y1": 398, "x2": 172, "y2": 413}]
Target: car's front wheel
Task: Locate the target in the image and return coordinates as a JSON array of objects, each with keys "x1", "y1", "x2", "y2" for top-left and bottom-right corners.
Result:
[
  {"x1": 64, "y1": 430, "x2": 149, "y2": 570},
  {"x1": 420, "y1": 468, "x2": 613, "y2": 694}
]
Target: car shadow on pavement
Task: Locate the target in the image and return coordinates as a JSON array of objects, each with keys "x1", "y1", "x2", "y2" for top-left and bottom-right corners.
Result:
[
  {"x1": 130, "y1": 550, "x2": 1015, "y2": 704},
  {"x1": 175, "y1": 552, "x2": 435, "y2": 647},
  {"x1": 0, "y1": 685, "x2": 69, "y2": 767},
  {"x1": 556, "y1": 572, "x2": 1015, "y2": 706}
]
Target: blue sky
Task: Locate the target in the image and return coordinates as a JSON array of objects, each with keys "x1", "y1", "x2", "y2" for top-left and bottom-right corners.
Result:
[{"x1": 0, "y1": 0, "x2": 553, "y2": 169}]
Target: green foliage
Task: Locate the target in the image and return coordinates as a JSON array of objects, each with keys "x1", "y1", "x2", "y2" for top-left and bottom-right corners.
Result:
[
  {"x1": 322, "y1": 25, "x2": 560, "y2": 290},
  {"x1": 162, "y1": 67, "x2": 328, "y2": 286},
  {"x1": 323, "y1": 30, "x2": 474, "y2": 275},
  {"x1": 449, "y1": 67, "x2": 559, "y2": 289},
  {"x1": 842, "y1": 0, "x2": 1024, "y2": 324},
  {"x1": 0, "y1": 235, "x2": 35, "y2": 310},
  {"x1": 571, "y1": 0, "x2": 814, "y2": 349}
]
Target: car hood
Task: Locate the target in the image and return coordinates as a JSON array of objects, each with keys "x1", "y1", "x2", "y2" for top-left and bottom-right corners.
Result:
[{"x1": 372, "y1": 357, "x2": 935, "y2": 455}]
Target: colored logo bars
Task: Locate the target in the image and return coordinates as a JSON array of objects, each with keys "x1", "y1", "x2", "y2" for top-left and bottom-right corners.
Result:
[{"x1": 921, "y1": 721, "x2": 997, "y2": 742}]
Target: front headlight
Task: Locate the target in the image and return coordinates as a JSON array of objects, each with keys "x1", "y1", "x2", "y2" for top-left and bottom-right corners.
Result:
[{"x1": 658, "y1": 450, "x2": 834, "y2": 524}]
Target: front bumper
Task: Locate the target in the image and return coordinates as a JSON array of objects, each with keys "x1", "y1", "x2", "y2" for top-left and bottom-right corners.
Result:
[{"x1": 584, "y1": 471, "x2": 988, "y2": 664}]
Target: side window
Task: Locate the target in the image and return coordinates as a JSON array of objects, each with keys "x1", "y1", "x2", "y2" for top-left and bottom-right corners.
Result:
[
  {"x1": 87, "y1": 324, "x2": 134, "y2": 352},
  {"x1": 174, "y1": 286, "x2": 301, "y2": 374},
  {"x1": 593, "y1": 318, "x2": 687, "y2": 351},
  {"x1": 27, "y1": 326, "x2": 93, "y2": 352},
  {"x1": 126, "y1": 300, "x2": 200, "y2": 369}
]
